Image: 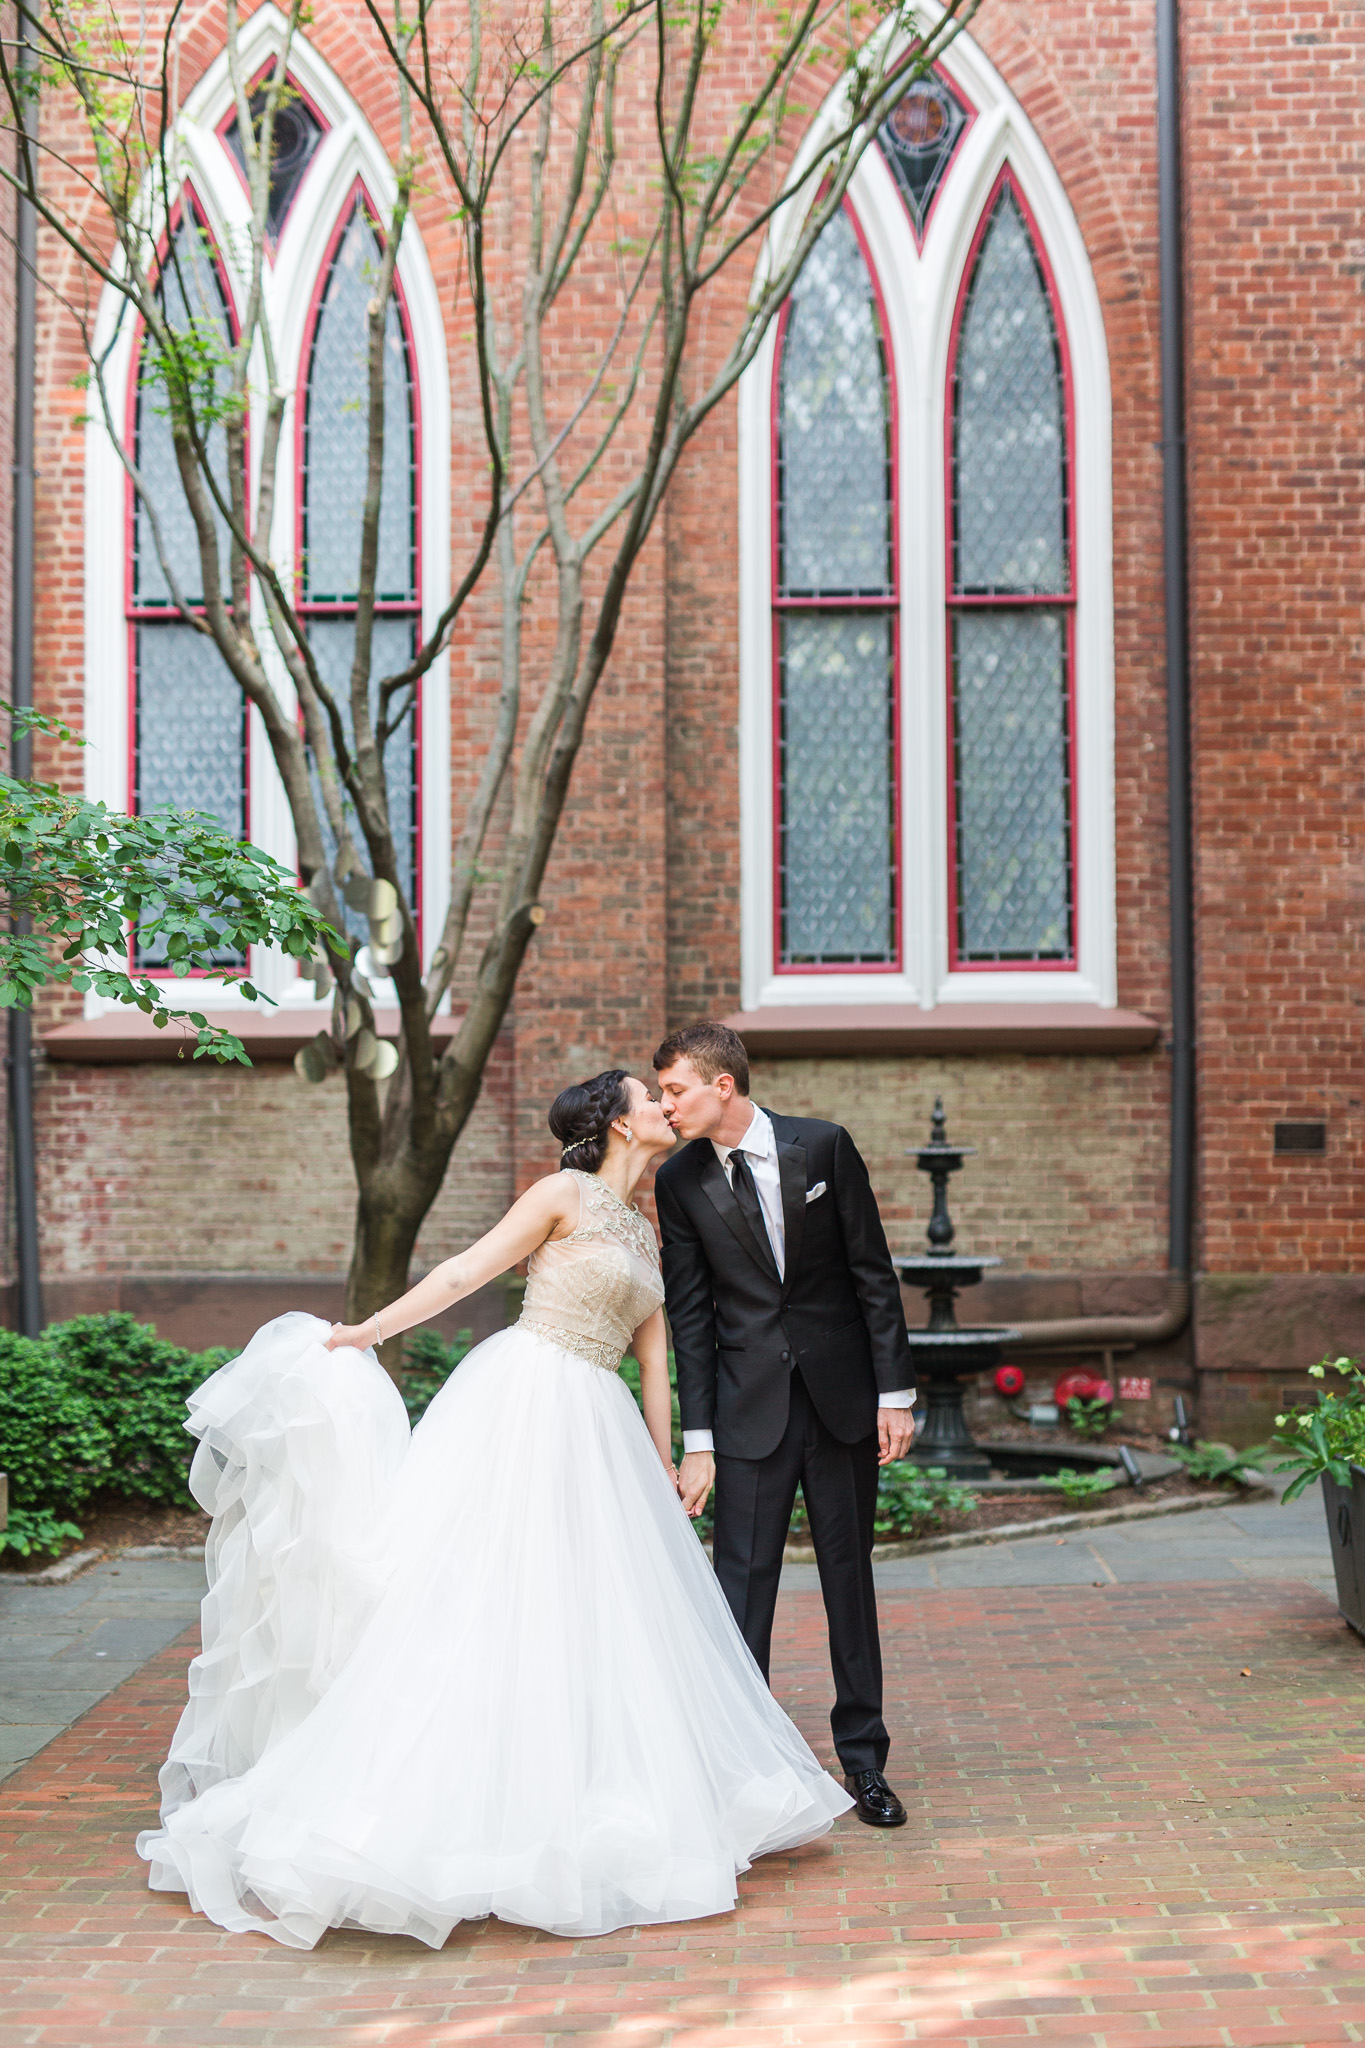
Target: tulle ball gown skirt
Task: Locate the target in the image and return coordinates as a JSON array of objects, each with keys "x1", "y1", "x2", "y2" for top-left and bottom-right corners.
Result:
[{"x1": 136, "y1": 1313, "x2": 851, "y2": 1948}]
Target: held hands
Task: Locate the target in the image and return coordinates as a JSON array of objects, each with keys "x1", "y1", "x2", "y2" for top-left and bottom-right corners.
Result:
[
  {"x1": 677, "y1": 1449, "x2": 715, "y2": 1521},
  {"x1": 877, "y1": 1406, "x2": 915, "y2": 1466}
]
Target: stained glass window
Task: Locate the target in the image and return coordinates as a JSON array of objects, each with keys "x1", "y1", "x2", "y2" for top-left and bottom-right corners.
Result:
[
  {"x1": 775, "y1": 207, "x2": 897, "y2": 966},
  {"x1": 301, "y1": 198, "x2": 420, "y2": 933},
  {"x1": 222, "y1": 81, "x2": 324, "y2": 240},
  {"x1": 877, "y1": 73, "x2": 969, "y2": 244},
  {"x1": 949, "y1": 181, "x2": 1073, "y2": 963},
  {"x1": 129, "y1": 204, "x2": 246, "y2": 968}
]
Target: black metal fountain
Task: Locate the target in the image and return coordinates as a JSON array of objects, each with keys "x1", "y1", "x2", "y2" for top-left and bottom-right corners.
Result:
[
  {"x1": 897, "y1": 1099, "x2": 1017, "y2": 1480},
  {"x1": 895, "y1": 1100, "x2": 1177, "y2": 1493}
]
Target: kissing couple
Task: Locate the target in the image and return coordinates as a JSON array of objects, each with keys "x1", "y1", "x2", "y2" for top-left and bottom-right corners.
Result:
[{"x1": 137, "y1": 1019, "x2": 918, "y2": 1949}]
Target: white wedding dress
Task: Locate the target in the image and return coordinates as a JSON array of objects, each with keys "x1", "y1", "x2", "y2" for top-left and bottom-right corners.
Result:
[{"x1": 137, "y1": 1169, "x2": 851, "y2": 1949}]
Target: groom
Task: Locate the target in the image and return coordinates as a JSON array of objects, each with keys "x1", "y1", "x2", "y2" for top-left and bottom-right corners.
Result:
[{"x1": 652, "y1": 1020, "x2": 915, "y2": 1827}]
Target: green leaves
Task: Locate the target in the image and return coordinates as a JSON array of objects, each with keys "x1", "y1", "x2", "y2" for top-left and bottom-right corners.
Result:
[
  {"x1": 1065, "y1": 1395, "x2": 1114, "y2": 1441},
  {"x1": 0, "y1": 1313, "x2": 234, "y2": 1542},
  {"x1": 0, "y1": 1508, "x2": 87, "y2": 1559},
  {"x1": 1038, "y1": 1467, "x2": 1120, "y2": 1505},
  {"x1": 1166, "y1": 1439, "x2": 1269, "y2": 1487},
  {"x1": 1269, "y1": 1357, "x2": 1365, "y2": 1500},
  {"x1": 0, "y1": 777, "x2": 343, "y2": 1063}
]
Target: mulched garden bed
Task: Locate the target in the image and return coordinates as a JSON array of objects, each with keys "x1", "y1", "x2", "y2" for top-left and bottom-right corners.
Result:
[
  {"x1": 0, "y1": 1496, "x2": 209, "y2": 1572},
  {"x1": 2, "y1": 1440, "x2": 1259, "y2": 1573},
  {"x1": 895, "y1": 1468, "x2": 1251, "y2": 1539}
]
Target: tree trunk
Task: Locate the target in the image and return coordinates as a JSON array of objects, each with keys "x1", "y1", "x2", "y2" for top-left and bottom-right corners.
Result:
[{"x1": 344, "y1": 1150, "x2": 451, "y2": 1378}]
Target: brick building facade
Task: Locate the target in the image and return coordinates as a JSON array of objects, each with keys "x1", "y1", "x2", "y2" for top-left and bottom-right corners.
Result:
[{"x1": 11, "y1": 0, "x2": 1362, "y2": 1440}]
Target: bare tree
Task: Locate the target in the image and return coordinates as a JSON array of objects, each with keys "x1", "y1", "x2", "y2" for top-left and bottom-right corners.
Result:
[{"x1": 0, "y1": 0, "x2": 978, "y2": 1361}]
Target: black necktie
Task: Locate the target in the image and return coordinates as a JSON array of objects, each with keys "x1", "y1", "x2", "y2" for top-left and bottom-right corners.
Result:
[{"x1": 730, "y1": 1150, "x2": 776, "y2": 1276}]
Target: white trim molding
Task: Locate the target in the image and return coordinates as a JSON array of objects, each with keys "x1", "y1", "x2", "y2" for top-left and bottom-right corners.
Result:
[
  {"x1": 81, "y1": 6, "x2": 452, "y2": 1020},
  {"x1": 738, "y1": 13, "x2": 1115, "y2": 1015}
]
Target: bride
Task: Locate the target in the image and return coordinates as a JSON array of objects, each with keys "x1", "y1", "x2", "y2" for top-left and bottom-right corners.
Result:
[{"x1": 136, "y1": 1069, "x2": 852, "y2": 1949}]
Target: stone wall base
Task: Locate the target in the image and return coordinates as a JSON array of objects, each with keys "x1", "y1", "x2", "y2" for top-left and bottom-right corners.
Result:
[
  {"x1": 1194, "y1": 1274, "x2": 1365, "y2": 1445},
  {"x1": 8, "y1": 1265, "x2": 1363, "y2": 1445}
]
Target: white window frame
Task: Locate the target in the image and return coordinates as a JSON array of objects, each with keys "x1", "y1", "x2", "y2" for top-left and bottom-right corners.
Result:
[
  {"x1": 82, "y1": 2, "x2": 451, "y2": 1020},
  {"x1": 738, "y1": 13, "x2": 1115, "y2": 1013}
]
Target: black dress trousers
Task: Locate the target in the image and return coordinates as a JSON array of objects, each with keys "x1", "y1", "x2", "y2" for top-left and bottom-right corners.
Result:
[{"x1": 711, "y1": 1372, "x2": 888, "y2": 1775}]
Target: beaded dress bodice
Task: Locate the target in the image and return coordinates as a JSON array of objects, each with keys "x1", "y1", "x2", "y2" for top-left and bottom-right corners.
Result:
[{"x1": 518, "y1": 1170, "x2": 665, "y2": 1372}]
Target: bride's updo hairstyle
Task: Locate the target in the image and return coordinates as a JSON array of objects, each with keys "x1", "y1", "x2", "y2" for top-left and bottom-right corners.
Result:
[{"x1": 548, "y1": 1069, "x2": 632, "y2": 1174}]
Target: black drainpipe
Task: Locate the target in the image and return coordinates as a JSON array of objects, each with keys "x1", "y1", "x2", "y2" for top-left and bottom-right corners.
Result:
[
  {"x1": 990, "y1": 0, "x2": 1196, "y2": 1352},
  {"x1": 9, "y1": 3, "x2": 42, "y2": 1336},
  {"x1": 1156, "y1": 0, "x2": 1196, "y2": 1290}
]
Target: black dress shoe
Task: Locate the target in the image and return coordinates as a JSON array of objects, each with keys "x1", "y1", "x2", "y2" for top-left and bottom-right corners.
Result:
[{"x1": 843, "y1": 1768, "x2": 907, "y2": 1828}]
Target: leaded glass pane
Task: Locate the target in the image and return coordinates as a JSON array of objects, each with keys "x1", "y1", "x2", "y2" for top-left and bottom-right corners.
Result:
[
  {"x1": 307, "y1": 615, "x2": 417, "y2": 935},
  {"x1": 135, "y1": 217, "x2": 234, "y2": 607},
  {"x1": 223, "y1": 84, "x2": 324, "y2": 239},
  {"x1": 877, "y1": 74, "x2": 968, "y2": 242},
  {"x1": 780, "y1": 613, "x2": 896, "y2": 963},
  {"x1": 134, "y1": 621, "x2": 247, "y2": 966},
  {"x1": 953, "y1": 609, "x2": 1071, "y2": 960},
  {"x1": 953, "y1": 189, "x2": 1067, "y2": 596},
  {"x1": 304, "y1": 206, "x2": 415, "y2": 602},
  {"x1": 778, "y1": 209, "x2": 891, "y2": 597}
]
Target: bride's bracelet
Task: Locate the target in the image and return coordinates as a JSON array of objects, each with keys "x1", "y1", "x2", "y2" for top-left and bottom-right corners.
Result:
[{"x1": 373, "y1": 1310, "x2": 383, "y2": 1348}]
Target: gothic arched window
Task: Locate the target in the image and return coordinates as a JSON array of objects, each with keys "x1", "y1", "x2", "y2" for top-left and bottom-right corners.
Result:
[
  {"x1": 300, "y1": 191, "x2": 420, "y2": 931},
  {"x1": 744, "y1": 42, "x2": 1111, "y2": 1013},
  {"x1": 948, "y1": 175, "x2": 1074, "y2": 965},
  {"x1": 128, "y1": 198, "x2": 246, "y2": 966},
  {"x1": 86, "y1": 32, "x2": 451, "y2": 1021},
  {"x1": 774, "y1": 206, "x2": 898, "y2": 968}
]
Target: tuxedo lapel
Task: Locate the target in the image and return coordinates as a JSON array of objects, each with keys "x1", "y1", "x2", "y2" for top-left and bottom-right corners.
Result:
[
  {"x1": 696, "y1": 1145, "x2": 779, "y2": 1281},
  {"x1": 769, "y1": 1113, "x2": 807, "y2": 1291}
]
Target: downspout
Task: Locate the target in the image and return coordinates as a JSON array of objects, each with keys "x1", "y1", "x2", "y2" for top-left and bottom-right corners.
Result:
[
  {"x1": 8, "y1": 4, "x2": 42, "y2": 1336},
  {"x1": 996, "y1": 0, "x2": 1196, "y2": 1352}
]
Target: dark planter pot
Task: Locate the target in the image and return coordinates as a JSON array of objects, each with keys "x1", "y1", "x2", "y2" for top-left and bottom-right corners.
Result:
[{"x1": 1320, "y1": 1467, "x2": 1365, "y2": 1637}]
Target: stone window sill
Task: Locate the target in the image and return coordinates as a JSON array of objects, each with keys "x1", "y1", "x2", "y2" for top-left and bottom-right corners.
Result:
[
  {"x1": 41, "y1": 1008, "x2": 454, "y2": 1064},
  {"x1": 723, "y1": 1003, "x2": 1160, "y2": 1057}
]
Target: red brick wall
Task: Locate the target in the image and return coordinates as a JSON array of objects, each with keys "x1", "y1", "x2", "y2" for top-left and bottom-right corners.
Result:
[
  {"x1": 1181, "y1": 0, "x2": 1365, "y2": 1278},
  {"x1": 16, "y1": 0, "x2": 1364, "y2": 1391}
]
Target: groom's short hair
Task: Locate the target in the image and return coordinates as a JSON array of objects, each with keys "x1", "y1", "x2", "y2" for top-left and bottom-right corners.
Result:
[{"x1": 653, "y1": 1021, "x2": 750, "y2": 1096}]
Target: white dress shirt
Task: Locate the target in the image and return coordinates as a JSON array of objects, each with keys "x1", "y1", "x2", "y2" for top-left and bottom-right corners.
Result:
[{"x1": 681, "y1": 1104, "x2": 914, "y2": 1455}]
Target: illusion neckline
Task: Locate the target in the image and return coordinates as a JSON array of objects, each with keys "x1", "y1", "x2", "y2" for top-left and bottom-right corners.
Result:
[{"x1": 567, "y1": 1166, "x2": 640, "y2": 1219}]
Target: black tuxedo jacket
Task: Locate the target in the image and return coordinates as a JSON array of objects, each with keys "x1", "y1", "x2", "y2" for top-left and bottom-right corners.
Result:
[{"x1": 653, "y1": 1110, "x2": 915, "y2": 1461}]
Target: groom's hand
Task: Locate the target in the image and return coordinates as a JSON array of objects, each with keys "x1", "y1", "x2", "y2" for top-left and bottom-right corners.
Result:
[
  {"x1": 878, "y1": 1407, "x2": 915, "y2": 1465},
  {"x1": 678, "y1": 1451, "x2": 715, "y2": 1520}
]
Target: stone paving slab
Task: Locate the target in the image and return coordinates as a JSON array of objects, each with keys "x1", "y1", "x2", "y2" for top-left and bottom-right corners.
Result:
[
  {"x1": 2, "y1": 1580, "x2": 1365, "y2": 2044},
  {"x1": 784, "y1": 1474, "x2": 1336, "y2": 1598},
  {"x1": 0, "y1": 1557, "x2": 205, "y2": 1784}
]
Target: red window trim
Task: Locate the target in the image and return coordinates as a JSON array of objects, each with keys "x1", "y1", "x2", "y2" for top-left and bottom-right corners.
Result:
[
  {"x1": 295, "y1": 179, "x2": 424, "y2": 956},
  {"x1": 770, "y1": 197, "x2": 902, "y2": 978},
  {"x1": 942, "y1": 165, "x2": 1078, "y2": 976},
  {"x1": 125, "y1": 187, "x2": 250, "y2": 981}
]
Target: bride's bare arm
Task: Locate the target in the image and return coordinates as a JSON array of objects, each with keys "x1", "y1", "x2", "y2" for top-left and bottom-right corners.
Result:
[
  {"x1": 631, "y1": 1309, "x2": 674, "y2": 1473},
  {"x1": 323, "y1": 1174, "x2": 579, "y2": 1352}
]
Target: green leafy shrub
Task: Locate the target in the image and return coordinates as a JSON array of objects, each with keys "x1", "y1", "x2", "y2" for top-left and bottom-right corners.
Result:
[
  {"x1": 401, "y1": 1329, "x2": 474, "y2": 1424},
  {"x1": 1166, "y1": 1439, "x2": 1269, "y2": 1486},
  {"x1": 0, "y1": 1314, "x2": 230, "y2": 1552},
  {"x1": 47, "y1": 1314, "x2": 230, "y2": 1508},
  {"x1": 870, "y1": 1465, "x2": 976, "y2": 1540},
  {"x1": 1, "y1": 1507, "x2": 85, "y2": 1559},
  {"x1": 1270, "y1": 1358, "x2": 1365, "y2": 1501},
  {"x1": 0, "y1": 1332, "x2": 114, "y2": 1541},
  {"x1": 789, "y1": 1465, "x2": 977, "y2": 1543},
  {"x1": 1065, "y1": 1395, "x2": 1114, "y2": 1441},
  {"x1": 1038, "y1": 1466, "x2": 1119, "y2": 1506}
]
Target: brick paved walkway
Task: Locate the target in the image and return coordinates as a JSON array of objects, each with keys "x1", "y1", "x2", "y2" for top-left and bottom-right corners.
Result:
[{"x1": 2, "y1": 1582, "x2": 1365, "y2": 2046}]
